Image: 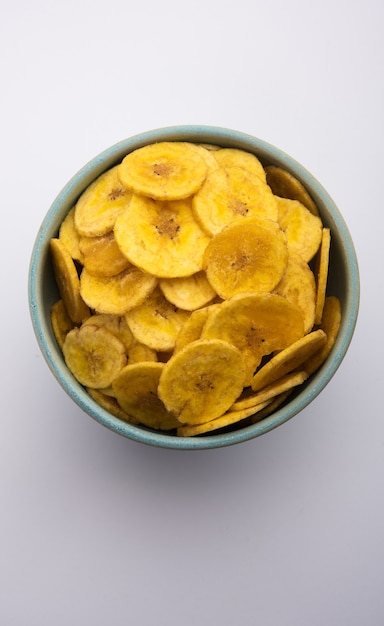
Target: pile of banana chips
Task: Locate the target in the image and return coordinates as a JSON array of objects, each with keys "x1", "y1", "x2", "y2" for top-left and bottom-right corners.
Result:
[{"x1": 50, "y1": 141, "x2": 341, "y2": 436}]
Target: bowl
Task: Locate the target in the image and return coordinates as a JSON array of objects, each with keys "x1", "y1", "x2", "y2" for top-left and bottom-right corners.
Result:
[{"x1": 28, "y1": 125, "x2": 359, "y2": 449}]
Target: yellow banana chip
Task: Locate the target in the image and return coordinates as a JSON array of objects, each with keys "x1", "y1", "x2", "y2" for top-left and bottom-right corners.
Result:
[
  {"x1": 59, "y1": 207, "x2": 84, "y2": 264},
  {"x1": 265, "y1": 164, "x2": 319, "y2": 216},
  {"x1": 158, "y1": 339, "x2": 246, "y2": 425},
  {"x1": 50, "y1": 299, "x2": 75, "y2": 349},
  {"x1": 173, "y1": 304, "x2": 220, "y2": 354},
  {"x1": 117, "y1": 142, "x2": 208, "y2": 201},
  {"x1": 192, "y1": 166, "x2": 278, "y2": 235},
  {"x1": 251, "y1": 330, "x2": 326, "y2": 392},
  {"x1": 314, "y1": 228, "x2": 331, "y2": 324},
  {"x1": 213, "y1": 148, "x2": 267, "y2": 182},
  {"x1": 159, "y1": 271, "x2": 217, "y2": 311},
  {"x1": 277, "y1": 197, "x2": 323, "y2": 262},
  {"x1": 203, "y1": 218, "x2": 288, "y2": 299},
  {"x1": 125, "y1": 286, "x2": 190, "y2": 352},
  {"x1": 274, "y1": 252, "x2": 316, "y2": 334},
  {"x1": 74, "y1": 165, "x2": 132, "y2": 237},
  {"x1": 79, "y1": 231, "x2": 130, "y2": 277},
  {"x1": 233, "y1": 371, "x2": 308, "y2": 410},
  {"x1": 304, "y1": 296, "x2": 341, "y2": 375},
  {"x1": 79, "y1": 266, "x2": 157, "y2": 316},
  {"x1": 62, "y1": 325, "x2": 127, "y2": 389},
  {"x1": 112, "y1": 362, "x2": 180, "y2": 430},
  {"x1": 202, "y1": 293, "x2": 305, "y2": 383},
  {"x1": 50, "y1": 238, "x2": 90, "y2": 325},
  {"x1": 114, "y1": 194, "x2": 211, "y2": 278}
]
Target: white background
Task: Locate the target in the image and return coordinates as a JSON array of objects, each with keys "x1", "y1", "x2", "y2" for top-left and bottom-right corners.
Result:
[{"x1": 1, "y1": 1, "x2": 383, "y2": 624}]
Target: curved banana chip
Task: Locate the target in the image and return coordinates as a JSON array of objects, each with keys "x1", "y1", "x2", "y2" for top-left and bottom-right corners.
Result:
[
  {"x1": 50, "y1": 238, "x2": 90, "y2": 325},
  {"x1": 265, "y1": 164, "x2": 319, "y2": 216},
  {"x1": 158, "y1": 339, "x2": 246, "y2": 425},
  {"x1": 59, "y1": 207, "x2": 84, "y2": 264},
  {"x1": 277, "y1": 197, "x2": 323, "y2": 262},
  {"x1": 213, "y1": 148, "x2": 267, "y2": 182},
  {"x1": 117, "y1": 142, "x2": 208, "y2": 201},
  {"x1": 192, "y1": 166, "x2": 278, "y2": 235},
  {"x1": 314, "y1": 228, "x2": 331, "y2": 324},
  {"x1": 159, "y1": 271, "x2": 216, "y2": 311},
  {"x1": 274, "y1": 252, "x2": 316, "y2": 334},
  {"x1": 79, "y1": 231, "x2": 130, "y2": 277},
  {"x1": 74, "y1": 165, "x2": 132, "y2": 237},
  {"x1": 62, "y1": 325, "x2": 127, "y2": 389},
  {"x1": 203, "y1": 218, "x2": 288, "y2": 299},
  {"x1": 50, "y1": 299, "x2": 75, "y2": 349},
  {"x1": 112, "y1": 362, "x2": 180, "y2": 430}
]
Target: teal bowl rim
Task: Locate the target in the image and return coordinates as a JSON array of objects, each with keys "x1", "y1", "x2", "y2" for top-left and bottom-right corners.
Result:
[{"x1": 28, "y1": 125, "x2": 360, "y2": 450}]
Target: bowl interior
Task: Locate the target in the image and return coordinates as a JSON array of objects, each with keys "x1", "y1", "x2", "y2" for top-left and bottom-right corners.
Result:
[{"x1": 29, "y1": 126, "x2": 359, "y2": 449}]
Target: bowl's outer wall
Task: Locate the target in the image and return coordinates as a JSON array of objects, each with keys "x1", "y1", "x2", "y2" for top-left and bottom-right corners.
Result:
[{"x1": 29, "y1": 126, "x2": 360, "y2": 449}]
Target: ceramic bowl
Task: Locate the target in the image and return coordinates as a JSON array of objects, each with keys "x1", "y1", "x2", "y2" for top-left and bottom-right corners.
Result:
[{"x1": 29, "y1": 126, "x2": 359, "y2": 449}]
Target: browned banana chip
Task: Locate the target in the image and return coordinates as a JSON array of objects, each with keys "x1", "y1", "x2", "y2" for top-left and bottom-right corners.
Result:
[
  {"x1": 79, "y1": 231, "x2": 130, "y2": 277},
  {"x1": 203, "y1": 218, "x2": 288, "y2": 299},
  {"x1": 125, "y1": 286, "x2": 190, "y2": 352},
  {"x1": 264, "y1": 165, "x2": 319, "y2": 216},
  {"x1": 62, "y1": 325, "x2": 127, "y2": 389},
  {"x1": 117, "y1": 142, "x2": 208, "y2": 201},
  {"x1": 50, "y1": 299, "x2": 75, "y2": 349},
  {"x1": 314, "y1": 228, "x2": 331, "y2": 324},
  {"x1": 114, "y1": 194, "x2": 211, "y2": 278},
  {"x1": 274, "y1": 252, "x2": 316, "y2": 334},
  {"x1": 251, "y1": 329, "x2": 326, "y2": 392},
  {"x1": 277, "y1": 197, "x2": 323, "y2": 263},
  {"x1": 74, "y1": 165, "x2": 132, "y2": 237},
  {"x1": 249, "y1": 390, "x2": 293, "y2": 423},
  {"x1": 50, "y1": 238, "x2": 90, "y2": 325},
  {"x1": 112, "y1": 362, "x2": 180, "y2": 430},
  {"x1": 192, "y1": 166, "x2": 278, "y2": 235},
  {"x1": 158, "y1": 339, "x2": 247, "y2": 425},
  {"x1": 304, "y1": 296, "x2": 342, "y2": 375},
  {"x1": 79, "y1": 266, "x2": 157, "y2": 316}
]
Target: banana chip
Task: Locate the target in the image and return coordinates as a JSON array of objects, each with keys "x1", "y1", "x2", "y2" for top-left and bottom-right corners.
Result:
[
  {"x1": 173, "y1": 304, "x2": 220, "y2": 354},
  {"x1": 304, "y1": 296, "x2": 341, "y2": 375},
  {"x1": 202, "y1": 293, "x2": 305, "y2": 383},
  {"x1": 74, "y1": 165, "x2": 132, "y2": 237},
  {"x1": 79, "y1": 266, "x2": 157, "y2": 315},
  {"x1": 177, "y1": 400, "x2": 273, "y2": 437},
  {"x1": 87, "y1": 387, "x2": 139, "y2": 424},
  {"x1": 212, "y1": 148, "x2": 267, "y2": 182},
  {"x1": 59, "y1": 207, "x2": 84, "y2": 264},
  {"x1": 203, "y1": 218, "x2": 288, "y2": 299},
  {"x1": 50, "y1": 299, "x2": 75, "y2": 349},
  {"x1": 233, "y1": 371, "x2": 308, "y2": 411},
  {"x1": 117, "y1": 142, "x2": 208, "y2": 201},
  {"x1": 159, "y1": 271, "x2": 216, "y2": 311},
  {"x1": 251, "y1": 330, "x2": 326, "y2": 392},
  {"x1": 158, "y1": 339, "x2": 246, "y2": 425},
  {"x1": 114, "y1": 194, "x2": 211, "y2": 278},
  {"x1": 314, "y1": 228, "x2": 331, "y2": 324},
  {"x1": 125, "y1": 287, "x2": 190, "y2": 352},
  {"x1": 50, "y1": 238, "x2": 90, "y2": 325},
  {"x1": 277, "y1": 197, "x2": 323, "y2": 262},
  {"x1": 63, "y1": 325, "x2": 127, "y2": 389},
  {"x1": 265, "y1": 165, "x2": 319, "y2": 216},
  {"x1": 112, "y1": 362, "x2": 180, "y2": 430},
  {"x1": 274, "y1": 252, "x2": 316, "y2": 334},
  {"x1": 79, "y1": 231, "x2": 130, "y2": 277},
  {"x1": 192, "y1": 166, "x2": 278, "y2": 235}
]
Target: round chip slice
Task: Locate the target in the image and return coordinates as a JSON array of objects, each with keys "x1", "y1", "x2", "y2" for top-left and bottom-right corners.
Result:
[
  {"x1": 274, "y1": 252, "x2": 316, "y2": 334},
  {"x1": 159, "y1": 271, "x2": 217, "y2": 311},
  {"x1": 117, "y1": 142, "x2": 208, "y2": 201},
  {"x1": 74, "y1": 165, "x2": 132, "y2": 237},
  {"x1": 203, "y1": 218, "x2": 288, "y2": 299},
  {"x1": 79, "y1": 231, "x2": 130, "y2": 277},
  {"x1": 59, "y1": 207, "x2": 84, "y2": 263},
  {"x1": 62, "y1": 325, "x2": 127, "y2": 389},
  {"x1": 192, "y1": 166, "x2": 278, "y2": 235},
  {"x1": 50, "y1": 238, "x2": 90, "y2": 325},
  {"x1": 213, "y1": 148, "x2": 267, "y2": 182},
  {"x1": 158, "y1": 339, "x2": 246, "y2": 425},
  {"x1": 125, "y1": 287, "x2": 190, "y2": 352},
  {"x1": 114, "y1": 194, "x2": 211, "y2": 278},
  {"x1": 304, "y1": 296, "x2": 341, "y2": 375},
  {"x1": 201, "y1": 293, "x2": 305, "y2": 383},
  {"x1": 277, "y1": 197, "x2": 323, "y2": 262},
  {"x1": 251, "y1": 330, "x2": 326, "y2": 392},
  {"x1": 79, "y1": 266, "x2": 157, "y2": 315},
  {"x1": 112, "y1": 362, "x2": 180, "y2": 430}
]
